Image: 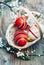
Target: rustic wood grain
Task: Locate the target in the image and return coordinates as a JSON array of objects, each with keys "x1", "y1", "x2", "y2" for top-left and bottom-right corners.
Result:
[
  {"x1": 0, "y1": 48, "x2": 44, "y2": 65},
  {"x1": 21, "y1": 0, "x2": 44, "y2": 14}
]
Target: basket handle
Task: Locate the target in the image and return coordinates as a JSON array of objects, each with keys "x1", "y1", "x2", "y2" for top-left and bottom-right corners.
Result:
[{"x1": 36, "y1": 22, "x2": 43, "y2": 39}]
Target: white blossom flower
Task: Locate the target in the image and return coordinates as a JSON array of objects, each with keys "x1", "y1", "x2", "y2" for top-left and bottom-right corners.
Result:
[
  {"x1": 16, "y1": 51, "x2": 24, "y2": 57},
  {"x1": 7, "y1": 47, "x2": 10, "y2": 51},
  {"x1": 0, "y1": 37, "x2": 4, "y2": 47}
]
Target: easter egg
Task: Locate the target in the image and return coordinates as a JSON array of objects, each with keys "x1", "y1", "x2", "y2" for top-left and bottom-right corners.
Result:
[
  {"x1": 27, "y1": 25, "x2": 40, "y2": 40},
  {"x1": 14, "y1": 30, "x2": 28, "y2": 46},
  {"x1": 15, "y1": 16, "x2": 27, "y2": 30}
]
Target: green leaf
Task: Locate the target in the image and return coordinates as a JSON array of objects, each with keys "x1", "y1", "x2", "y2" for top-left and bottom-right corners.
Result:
[
  {"x1": 4, "y1": 0, "x2": 12, "y2": 3},
  {"x1": 36, "y1": 15, "x2": 41, "y2": 19},
  {"x1": 19, "y1": 56, "x2": 30, "y2": 61},
  {"x1": 0, "y1": 11, "x2": 2, "y2": 16}
]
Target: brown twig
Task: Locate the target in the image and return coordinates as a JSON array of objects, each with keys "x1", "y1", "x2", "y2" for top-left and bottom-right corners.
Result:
[{"x1": 18, "y1": 10, "x2": 21, "y2": 17}]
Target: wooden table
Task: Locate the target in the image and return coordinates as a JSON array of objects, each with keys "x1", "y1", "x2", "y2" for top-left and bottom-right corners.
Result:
[
  {"x1": 0, "y1": 47, "x2": 44, "y2": 65},
  {"x1": 0, "y1": 48, "x2": 44, "y2": 65},
  {"x1": 0, "y1": 0, "x2": 44, "y2": 65}
]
